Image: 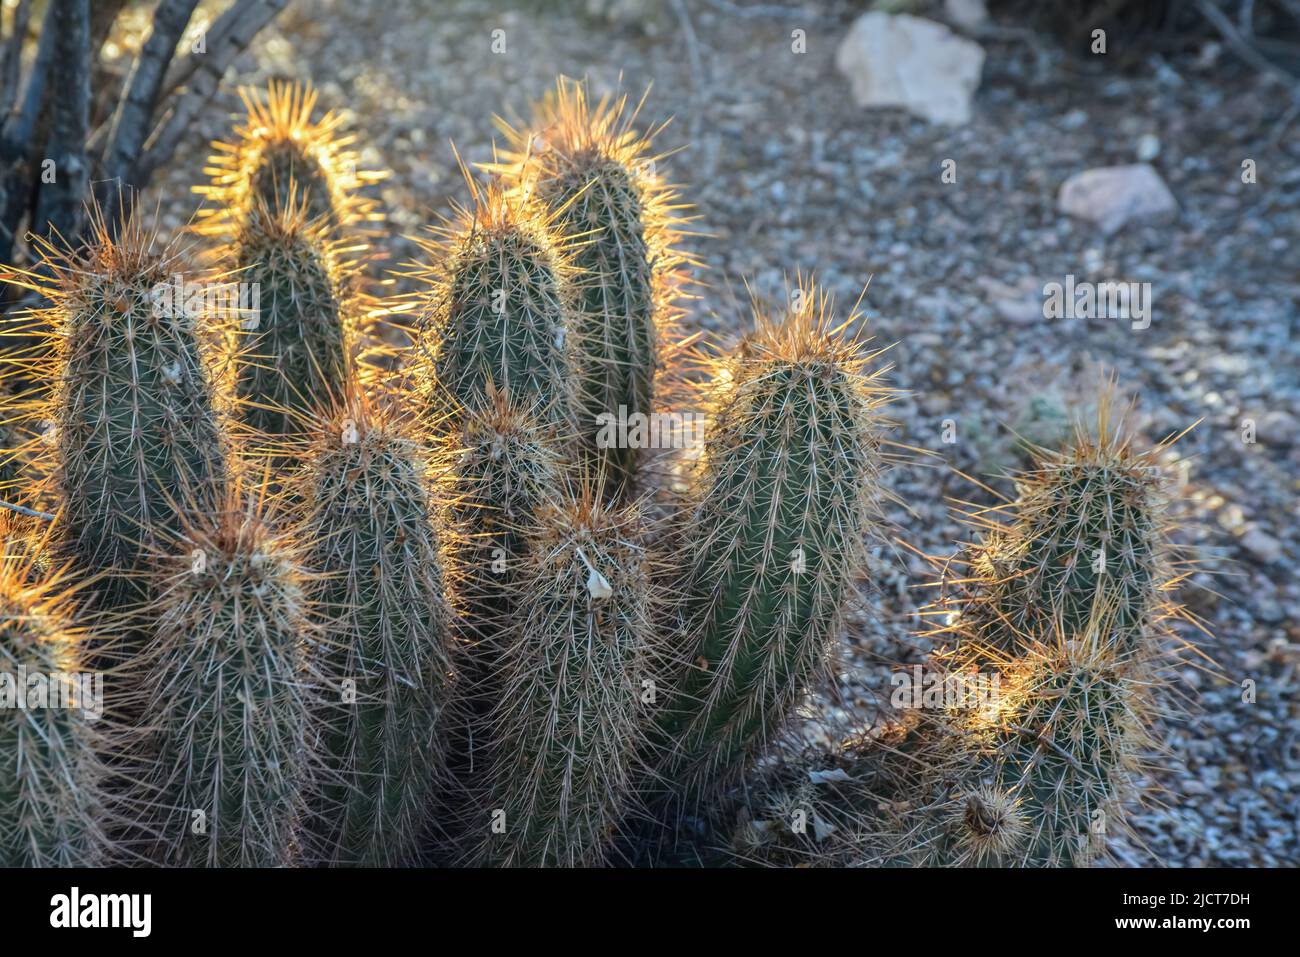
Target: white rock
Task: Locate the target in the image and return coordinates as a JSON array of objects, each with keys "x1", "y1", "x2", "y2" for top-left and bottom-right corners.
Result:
[
  {"x1": 1136, "y1": 133, "x2": 1161, "y2": 161},
  {"x1": 1057, "y1": 163, "x2": 1177, "y2": 235},
  {"x1": 807, "y1": 768, "x2": 852, "y2": 785},
  {"x1": 835, "y1": 13, "x2": 985, "y2": 125},
  {"x1": 944, "y1": 0, "x2": 989, "y2": 32}
]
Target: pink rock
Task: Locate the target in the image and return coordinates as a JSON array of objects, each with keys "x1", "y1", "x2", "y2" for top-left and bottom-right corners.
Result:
[{"x1": 1058, "y1": 163, "x2": 1177, "y2": 235}]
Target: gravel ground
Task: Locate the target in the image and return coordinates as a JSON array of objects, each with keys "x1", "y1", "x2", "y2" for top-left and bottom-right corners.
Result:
[{"x1": 151, "y1": 0, "x2": 1298, "y2": 866}]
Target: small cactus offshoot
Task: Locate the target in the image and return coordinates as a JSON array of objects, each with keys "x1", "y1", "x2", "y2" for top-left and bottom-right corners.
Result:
[
  {"x1": 940, "y1": 618, "x2": 1156, "y2": 868},
  {"x1": 939, "y1": 385, "x2": 1192, "y2": 663},
  {"x1": 732, "y1": 609, "x2": 1160, "y2": 869}
]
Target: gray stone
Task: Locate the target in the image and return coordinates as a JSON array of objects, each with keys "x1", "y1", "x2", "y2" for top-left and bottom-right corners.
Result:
[
  {"x1": 944, "y1": 0, "x2": 989, "y2": 33},
  {"x1": 1240, "y1": 527, "x2": 1283, "y2": 565}
]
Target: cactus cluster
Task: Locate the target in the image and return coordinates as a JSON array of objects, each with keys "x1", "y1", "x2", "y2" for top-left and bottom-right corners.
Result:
[
  {"x1": 0, "y1": 77, "x2": 1200, "y2": 869},
  {"x1": 731, "y1": 402, "x2": 1186, "y2": 868}
]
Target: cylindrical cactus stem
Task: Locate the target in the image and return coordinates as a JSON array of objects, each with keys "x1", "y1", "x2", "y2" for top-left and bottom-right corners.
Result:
[
  {"x1": 444, "y1": 386, "x2": 565, "y2": 638},
  {"x1": 476, "y1": 486, "x2": 657, "y2": 867},
  {"x1": 653, "y1": 277, "x2": 895, "y2": 796},
  {"x1": 195, "y1": 80, "x2": 382, "y2": 238},
  {"x1": 408, "y1": 175, "x2": 578, "y2": 434},
  {"x1": 438, "y1": 386, "x2": 564, "y2": 796},
  {"x1": 6, "y1": 205, "x2": 229, "y2": 611},
  {"x1": 195, "y1": 80, "x2": 383, "y2": 464},
  {"x1": 494, "y1": 77, "x2": 692, "y2": 493},
  {"x1": 224, "y1": 195, "x2": 353, "y2": 460},
  {"x1": 953, "y1": 386, "x2": 1178, "y2": 661},
  {"x1": 297, "y1": 386, "x2": 452, "y2": 866},
  {"x1": 0, "y1": 524, "x2": 113, "y2": 866},
  {"x1": 137, "y1": 491, "x2": 310, "y2": 867}
]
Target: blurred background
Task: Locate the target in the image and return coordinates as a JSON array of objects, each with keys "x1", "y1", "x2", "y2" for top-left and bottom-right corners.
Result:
[{"x1": 2, "y1": 0, "x2": 1296, "y2": 865}]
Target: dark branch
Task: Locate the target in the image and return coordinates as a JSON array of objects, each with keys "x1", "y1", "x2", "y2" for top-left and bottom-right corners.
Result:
[
  {"x1": 99, "y1": 0, "x2": 199, "y2": 208},
  {"x1": 0, "y1": 0, "x2": 33, "y2": 120},
  {"x1": 0, "y1": 0, "x2": 57, "y2": 164},
  {"x1": 31, "y1": 0, "x2": 91, "y2": 244},
  {"x1": 161, "y1": 0, "x2": 262, "y2": 99},
  {"x1": 1194, "y1": 0, "x2": 1300, "y2": 86},
  {"x1": 0, "y1": 0, "x2": 59, "y2": 265},
  {"x1": 135, "y1": 0, "x2": 287, "y2": 188},
  {"x1": 90, "y1": 0, "x2": 130, "y2": 56}
]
